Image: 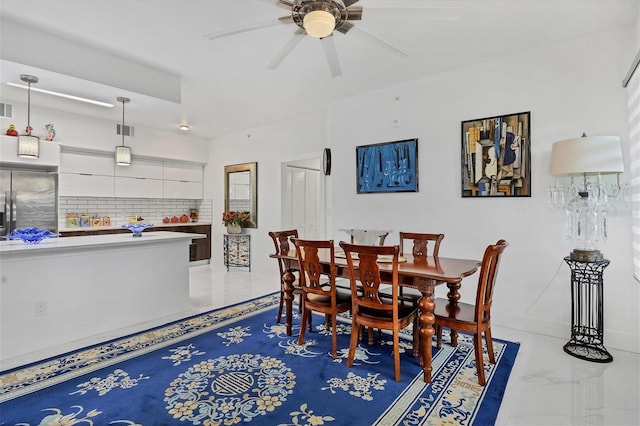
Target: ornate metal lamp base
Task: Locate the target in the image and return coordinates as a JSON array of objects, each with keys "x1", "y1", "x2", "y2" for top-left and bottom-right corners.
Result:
[
  {"x1": 563, "y1": 257, "x2": 613, "y2": 363},
  {"x1": 570, "y1": 249, "x2": 603, "y2": 262}
]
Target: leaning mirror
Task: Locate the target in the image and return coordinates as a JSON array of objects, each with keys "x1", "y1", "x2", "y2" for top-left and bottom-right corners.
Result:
[{"x1": 224, "y1": 162, "x2": 257, "y2": 228}]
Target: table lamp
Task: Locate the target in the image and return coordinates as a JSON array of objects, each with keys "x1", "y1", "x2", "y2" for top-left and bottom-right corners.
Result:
[{"x1": 549, "y1": 133, "x2": 625, "y2": 261}]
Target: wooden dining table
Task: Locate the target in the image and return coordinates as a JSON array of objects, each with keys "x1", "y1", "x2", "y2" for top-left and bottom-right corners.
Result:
[{"x1": 270, "y1": 249, "x2": 481, "y2": 383}]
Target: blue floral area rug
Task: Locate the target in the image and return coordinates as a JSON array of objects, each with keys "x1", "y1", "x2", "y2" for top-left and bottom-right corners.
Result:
[{"x1": 0, "y1": 293, "x2": 519, "y2": 425}]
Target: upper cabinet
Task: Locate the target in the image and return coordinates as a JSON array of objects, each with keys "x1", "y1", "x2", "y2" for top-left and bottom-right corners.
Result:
[
  {"x1": 163, "y1": 162, "x2": 203, "y2": 199},
  {"x1": 0, "y1": 136, "x2": 60, "y2": 167},
  {"x1": 163, "y1": 162, "x2": 202, "y2": 182},
  {"x1": 115, "y1": 158, "x2": 164, "y2": 198},
  {"x1": 58, "y1": 149, "x2": 203, "y2": 199},
  {"x1": 59, "y1": 151, "x2": 115, "y2": 197},
  {"x1": 61, "y1": 151, "x2": 114, "y2": 175},
  {"x1": 115, "y1": 158, "x2": 164, "y2": 179}
]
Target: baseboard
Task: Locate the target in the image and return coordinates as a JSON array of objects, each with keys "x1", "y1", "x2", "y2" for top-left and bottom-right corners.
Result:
[{"x1": 491, "y1": 309, "x2": 639, "y2": 354}]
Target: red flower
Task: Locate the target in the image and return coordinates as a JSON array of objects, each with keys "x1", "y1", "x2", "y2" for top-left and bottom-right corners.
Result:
[{"x1": 222, "y1": 211, "x2": 250, "y2": 226}]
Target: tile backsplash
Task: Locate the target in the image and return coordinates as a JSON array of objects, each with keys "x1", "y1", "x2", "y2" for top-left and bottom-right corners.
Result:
[{"x1": 59, "y1": 197, "x2": 213, "y2": 229}]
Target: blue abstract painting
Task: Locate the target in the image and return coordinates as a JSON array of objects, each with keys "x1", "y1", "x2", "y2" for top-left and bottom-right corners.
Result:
[{"x1": 356, "y1": 138, "x2": 418, "y2": 193}]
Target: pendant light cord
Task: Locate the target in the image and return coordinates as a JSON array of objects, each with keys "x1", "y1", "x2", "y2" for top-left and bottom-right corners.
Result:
[
  {"x1": 121, "y1": 99, "x2": 125, "y2": 147},
  {"x1": 27, "y1": 80, "x2": 31, "y2": 133}
]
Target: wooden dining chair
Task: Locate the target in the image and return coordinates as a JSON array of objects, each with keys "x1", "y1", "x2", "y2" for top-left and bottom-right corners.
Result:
[
  {"x1": 434, "y1": 239, "x2": 508, "y2": 386},
  {"x1": 293, "y1": 238, "x2": 351, "y2": 359},
  {"x1": 336, "y1": 230, "x2": 389, "y2": 293},
  {"x1": 380, "y1": 232, "x2": 445, "y2": 302},
  {"x1": 268, "y1": 229, "x2": 305, "y2": 324},
  {"x1": 400, "y1": 232, "x2": 444, "y2": 258},
  {"x1": 339, "y1": 241, "x2": 419, "y2": 382}
]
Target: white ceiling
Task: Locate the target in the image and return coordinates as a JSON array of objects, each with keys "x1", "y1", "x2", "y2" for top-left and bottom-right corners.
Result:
[{"x1": 0, "y1": 0, "x2": 637, "y2": 141}]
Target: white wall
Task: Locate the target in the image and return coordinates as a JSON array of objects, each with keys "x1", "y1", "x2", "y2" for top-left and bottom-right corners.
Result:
[
  {"x1": 205, "y1": 111, "x2": 328, "y2": 270},
  {"x1": 0, "y1": 104, "x2": 208, "y2": 163},
  {"x1": 329, "y1": 28, "x2": 636, "y2": 352},
  {"x1": 211, "y1": 27, "x2": 638, "y2": 353}
]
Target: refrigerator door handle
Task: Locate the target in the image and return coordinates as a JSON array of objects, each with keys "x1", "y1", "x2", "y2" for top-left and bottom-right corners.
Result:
[
  {"x1": 0, "y1": 191, "x2": 7, "y2": 234},
  {"x1": 11, "y1": 190, "x2": 17, "y2": 232}
]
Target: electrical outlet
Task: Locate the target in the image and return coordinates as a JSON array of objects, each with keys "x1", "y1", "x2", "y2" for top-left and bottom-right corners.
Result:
[{"x1": 34, "y1": 301, "x2": 47, "y2": 316}]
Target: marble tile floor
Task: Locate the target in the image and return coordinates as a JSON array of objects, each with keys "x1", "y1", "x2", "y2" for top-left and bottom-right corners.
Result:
[{"x1": 4, "y1": 263, "x2": 639, "y2": 425}]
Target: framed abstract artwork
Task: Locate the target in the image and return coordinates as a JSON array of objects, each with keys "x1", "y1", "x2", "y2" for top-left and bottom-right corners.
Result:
[
  {"x1": 356, "y1": 138, "x2": 418, "y2": 194},
  {"x1": 461, "y1": 111, "x2": 531, "y2": 197}
]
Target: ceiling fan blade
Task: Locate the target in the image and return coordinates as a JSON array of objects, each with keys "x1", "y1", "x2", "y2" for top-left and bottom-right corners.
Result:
[
  {"x1": 345, "y1": 5, "x2": 363, "y2": 21},
  {"x1": 351, "y1": 25, "x2": 407, "y2": 58},
  {"x1": 276, "y1": 0, "x2": 295, "y2": 10},
  {"x1": 343, "y1": 0, "x2": 360, "y2": 7},
  {"x1": 267, "y1": 28, "x2": 306, "y2": 70},
  {"x1": 321, "y1": 35, "x2": 342, "y2": 77},
  {"x1": 204, "y1": 19, "x2": 285, "y2": 41},
  {"x1": 278, "y1": 15, "x2": 294, "y2": 25},
  {"x1": 363, "y1": 6, "x2": 462, "y2": 22},
  {"x1": 335, "y1": 21, "x2": 354, "y2": 35}
]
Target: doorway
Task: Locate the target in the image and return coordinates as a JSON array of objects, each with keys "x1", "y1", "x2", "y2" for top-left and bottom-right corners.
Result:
[{"x1": 281, "y1": 157, "x2": 326, "y2": 239}]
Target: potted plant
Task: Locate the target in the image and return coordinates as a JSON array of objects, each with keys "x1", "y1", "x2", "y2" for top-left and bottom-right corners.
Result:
[{"x1": 222, "y1": 211, "x2": 250, "y2": 234}]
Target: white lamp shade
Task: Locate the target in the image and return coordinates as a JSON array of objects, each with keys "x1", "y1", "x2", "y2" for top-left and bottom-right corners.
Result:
[
  {"x1": 17, "y1": 135, "x2": 39, "y2": 158},
  {"x1": 115, "y1": 145, "x2": 131, "y2": 166},
  {"x1": 550, "y1": 135, "x2": 624, "y2": 175},
  {"x1": 303, "y1": 10, "x2": 336, "y2": 38}
]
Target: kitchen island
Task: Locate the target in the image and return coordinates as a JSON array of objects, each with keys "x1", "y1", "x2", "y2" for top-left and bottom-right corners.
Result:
[
  {"x1": 0, "y1": 231, "x2": 203, "y2": 367},
  {"x1": 59, "y1": 223, "x2": 212, "y2": 263}
]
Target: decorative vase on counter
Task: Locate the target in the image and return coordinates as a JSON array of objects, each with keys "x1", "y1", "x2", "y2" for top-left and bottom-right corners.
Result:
[
  {"x1": 226, "y1": 225, "x2": 242, "y2": 234},
  {"x1": 122, "y1": 223, "x2": 154, "y2": 237},
  {"x1": 4, "y1": 227, "x2": 57, "y2": 244}
]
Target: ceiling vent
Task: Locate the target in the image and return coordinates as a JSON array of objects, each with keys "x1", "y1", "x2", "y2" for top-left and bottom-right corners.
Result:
[
  {"x1": 116, "y1": 123, "x2": 134, "y2": 137},
  {"x1": 0, "y1": 103, "x2": 13, "y2": 119}
]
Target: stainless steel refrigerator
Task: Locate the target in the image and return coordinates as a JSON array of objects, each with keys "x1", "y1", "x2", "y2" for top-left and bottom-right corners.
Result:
[{"x1": 0, "y1": 168, "x2": 58, "y2": 236}]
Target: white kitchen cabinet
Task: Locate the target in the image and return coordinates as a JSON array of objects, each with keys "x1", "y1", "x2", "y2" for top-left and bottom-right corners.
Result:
[
  {"x1": 163, "y1": 161, "x2": 203, "y2": 199},
  {"x1": 59, "y1": 151, "x2": 115, "y2": 197},
  {"x1": 0, "y1": 136, "x2": 60, "y2": 167},
  {"x1": 58, "y1": 150, "x2": 204, "y2": 199},
  {"x1": 114, "y1": 158, "x2": 163, "y2": 198},
  {"x1": 60, "y1": 151, "x2": 114, "y2": 175},
  {"x1": 163, "y1": 180, "x2": 202, "y2": 199},
  {"x1": 115, "y1": 176, "x2": 163, "y2": 198},
  {"x1": 163, "y1": 162, "x2": 202, "y2": 182},
  {"x1": 115, "y1": 158, "x2": 164, "y2": 179},
  {"x1": 59, "y1": 173, "x2": 115, "y2": 197}
]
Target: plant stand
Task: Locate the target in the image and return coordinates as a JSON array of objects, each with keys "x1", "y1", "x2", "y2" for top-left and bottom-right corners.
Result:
[{"x1": 224, "y1": 234, "x2": 251, "y2": 271}]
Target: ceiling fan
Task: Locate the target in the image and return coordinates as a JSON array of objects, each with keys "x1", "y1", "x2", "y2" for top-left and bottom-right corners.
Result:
[{"x1": 204, "y1": 0, "x2": 459, "y2": 77}]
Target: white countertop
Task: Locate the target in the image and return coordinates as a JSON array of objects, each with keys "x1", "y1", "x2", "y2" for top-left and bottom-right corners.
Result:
[
  {"x1": 0, "y1": 231, "x2": 205, "y2": 255},
  {"x1": 58, "y1": 222, "x2": 212, "y2": 233}
]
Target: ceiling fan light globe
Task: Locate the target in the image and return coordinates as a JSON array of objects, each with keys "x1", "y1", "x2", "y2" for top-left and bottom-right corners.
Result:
[{"x1": 303, "y1": 10, "x2": 335, "y2": 38}]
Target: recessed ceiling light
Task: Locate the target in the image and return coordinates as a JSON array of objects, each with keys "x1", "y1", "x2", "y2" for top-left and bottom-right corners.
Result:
[
  {"x1": 6, "y1": 82, "x2": 115, "y2": 108},
  {"x1": 179, "y1": 124, "x2": 189, "y2": 131}
]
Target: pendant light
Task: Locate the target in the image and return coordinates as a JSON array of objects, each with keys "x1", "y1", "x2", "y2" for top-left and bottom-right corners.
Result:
[
  {"x1": 115, "y1": 96, "x2": 131, "y2": 166},
  {"x1": 17, "y1": 74, "x2": 39, "y2": 158}
]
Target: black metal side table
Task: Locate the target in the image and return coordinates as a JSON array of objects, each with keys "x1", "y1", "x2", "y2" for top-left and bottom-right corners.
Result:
[
  {"x1": 224, "y1": 234, "x2": 251, "y2": 271},
  {"x1": 563, "y1": 257, "x2": 613, "y2": 362}
]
